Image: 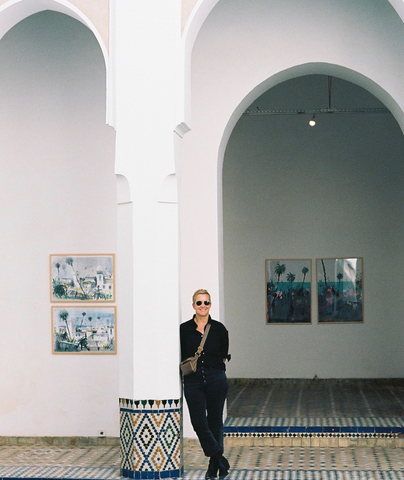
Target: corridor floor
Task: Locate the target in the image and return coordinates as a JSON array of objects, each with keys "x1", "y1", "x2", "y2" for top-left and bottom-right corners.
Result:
[
  {"x1": 226, "y1": 378, "x2": 404, "y2": 419},
  {"x1": 225, "y1": 379, "x2": 404, "y2": 433},
  {"x1": 1, "y1": 379, "x2": 404, "y2": 479},
  {"x1": 1, "y1": 443, "x2": 404, "y2": 479}
]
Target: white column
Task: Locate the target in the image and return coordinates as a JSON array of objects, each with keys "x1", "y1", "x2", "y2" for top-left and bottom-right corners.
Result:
[
  {"x1": 111, "y1": 0, "x2": 181, "y2": 403},
  {"x1": 111, "y1": 1, "x2": 182, "y2": 476}
]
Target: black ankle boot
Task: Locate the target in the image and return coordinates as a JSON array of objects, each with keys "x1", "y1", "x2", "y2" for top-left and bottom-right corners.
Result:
[
  {"x1": 205, "y1": 457, "x2": 218, "y2": 479},
  {"x1": 218, "y1": 455, "x2": 230, "y2": 480}
]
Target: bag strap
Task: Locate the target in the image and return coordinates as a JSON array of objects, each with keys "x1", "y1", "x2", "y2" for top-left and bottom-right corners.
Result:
[{"x1": 195, "y1": 323, "x2": 211, "y2": 357}]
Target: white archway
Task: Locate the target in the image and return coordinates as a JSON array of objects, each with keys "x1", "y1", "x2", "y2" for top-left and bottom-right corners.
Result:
[
  {"x1": 215, "y1": 62, "x2": 404, "y2": 340},
  {"x1": 181, "y1": 0, "x2": 404, "y2": 132},
  {"x1": 0, "y1": 7, "x2": 118, "y2": 437},
  {"x1": 218, "y1": 63, "x2": 404, "y2": 176},
  {"x1": 0, "y1": 0, "x2": 112, "y2": 124},
  {"x1": 179, "y1": 0, "x2": 404, "y2": 376},
  {"x1": 0, "y1": 0, "x2": 107, "y2": 60},
  {"x1": 220, "y1": 68, "x2": 404, "y2": 377},
  {"x1": 214, "y1": 62, "x2": 404, "y2": 348}
]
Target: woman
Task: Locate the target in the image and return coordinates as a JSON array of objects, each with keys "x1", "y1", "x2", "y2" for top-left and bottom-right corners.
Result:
[{"x1": 180, "y1": 289, "x2": 230, "y2": 480}]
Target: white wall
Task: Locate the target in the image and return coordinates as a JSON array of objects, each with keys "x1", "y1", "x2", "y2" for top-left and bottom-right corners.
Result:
[
  {"x1": 179, "y1": 0, "x2": 404, "y2": 377},
  {"x1": 223, "y1": 75, "x2": 404, "y2": 378},
  {"x1": 0, "y1": 11, "x2": 119, "y2": 436}
]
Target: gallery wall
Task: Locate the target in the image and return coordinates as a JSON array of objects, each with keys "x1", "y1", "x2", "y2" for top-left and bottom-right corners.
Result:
[
  {"x1": 223, "y1": 75, "x2": 404, "y2": 378},
  {"x1": 0, "y1": 11, "x2": 119, "y2": 436}
]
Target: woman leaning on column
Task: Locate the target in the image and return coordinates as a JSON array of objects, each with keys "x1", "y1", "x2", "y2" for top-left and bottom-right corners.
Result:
[{"x1": 180, "y1": 289, "x2": 231, "y2": 479}]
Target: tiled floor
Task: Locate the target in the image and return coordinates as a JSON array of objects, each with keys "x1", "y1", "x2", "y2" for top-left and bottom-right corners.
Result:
[
  {"x1": 2, "y1": 444, "x2": 404, "y2": 479},
  {"x1": 225, "y1": 379, "x2": 404, "y2": 439},
  {"x1": 184, "y1": 443, "x2": 404, "y2": 479},
  {"x1": 1, "y1": 380, "x2": 404, "y2": 479},
  {"x1": 227, "y1": 379, "x2": 404, "y2": 418},
  {"x1": 0, "y1": 445, "x2": 120, "y2": 479}
]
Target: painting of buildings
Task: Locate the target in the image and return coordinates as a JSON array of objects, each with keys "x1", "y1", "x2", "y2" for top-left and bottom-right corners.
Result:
[
  {"x1": 51, "y1": 254, "x2": 115, "y2": 302},
  {"x1": 52, "y1": 306, "x2": 116, "y2": 354}
]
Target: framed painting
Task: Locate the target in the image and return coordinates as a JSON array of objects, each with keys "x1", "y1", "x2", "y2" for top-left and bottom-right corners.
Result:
[
  {"x1": 317, "y1": 257, "x2": 363, "y2": 323},
  {"x1": 52, "y1": 306, "x2": 117, "y2": 354},
  {"x1": 50, "y1": 254, "x2": 115, "y2": 302},
  {"x1": 266, "y1": 259, "x2": 312, "y2": 324}
]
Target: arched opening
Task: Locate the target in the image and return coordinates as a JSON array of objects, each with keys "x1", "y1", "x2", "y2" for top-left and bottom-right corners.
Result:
[
  {"x1": 181, "y1": 0, "x2": 404, "y2": 132},
  {"x1": 180, "y1": 0, "x2": 404, "y2": 444},
  {"x1": 0, "y1": 0, "x2": 107, "y2": 64},
  {"x1": 0, "y1": 10, "x2": 118, "y2": 437},
  {"x1": 223, "y1": 72, "x2": 404, "y2": 377},
  {"x1": 221, "y1": 72, "x2": 404, "y2": 435},
  {"x1": 0, "y1": 0, "x2": 111, "y2": 125}
]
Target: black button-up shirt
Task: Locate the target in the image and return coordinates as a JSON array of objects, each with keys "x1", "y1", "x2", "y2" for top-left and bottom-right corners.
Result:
[{"x1": 180, "y1": 315, "x2": 229, "y2": 371}]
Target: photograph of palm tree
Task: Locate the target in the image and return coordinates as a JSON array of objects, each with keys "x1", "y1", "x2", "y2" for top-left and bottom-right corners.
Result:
[
  {"x1": 317, "y1": 258, "x2": 363, "y2": 323},
  {"x1": 50, "y1": 254, "x2": 115, "y2": 302},
  {"x1": 52, "y1": 306, "x2": 116, "y2": 354},
  {"x1": 266, "y1": 259, "x2": 311, "y2": 324}
]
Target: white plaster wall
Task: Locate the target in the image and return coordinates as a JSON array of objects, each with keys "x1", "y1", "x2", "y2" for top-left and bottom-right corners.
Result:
[
  {"x1": 223, "y1": 75, "x2": 404, "y2": 378},
  {"x1": 179, "y1": 0, "x2": 404, "y2": 377},
  {"x1": 0, "y1": 11, "x2": 118, "y2": 436}
]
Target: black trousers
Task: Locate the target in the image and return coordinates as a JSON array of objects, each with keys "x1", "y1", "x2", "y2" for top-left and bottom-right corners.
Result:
[{"x1": 184, "y1": 367, "x2": 228, "y2": 457}]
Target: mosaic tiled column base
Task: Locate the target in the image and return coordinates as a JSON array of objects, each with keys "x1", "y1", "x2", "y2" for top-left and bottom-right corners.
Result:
[{"x1": 120, "y1": 398, "x2": 181, "y2": 479}]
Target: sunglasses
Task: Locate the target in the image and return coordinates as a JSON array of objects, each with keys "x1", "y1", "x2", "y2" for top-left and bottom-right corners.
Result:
[{"x1": 196, "y1": 301, "x2": 211, "y2": 306}]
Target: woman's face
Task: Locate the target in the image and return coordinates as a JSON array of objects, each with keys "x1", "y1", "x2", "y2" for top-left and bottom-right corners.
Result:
[{"x1": 193, "y1": 294, "x2": 211, "y2": 317}]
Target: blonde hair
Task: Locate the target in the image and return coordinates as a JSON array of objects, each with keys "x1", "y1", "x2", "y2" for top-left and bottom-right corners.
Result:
[{"x1": 192, "y1": 289, "x2": 211, "y2": 304}]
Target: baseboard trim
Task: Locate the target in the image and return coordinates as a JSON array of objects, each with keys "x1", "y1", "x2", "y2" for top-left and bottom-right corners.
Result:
[{"x1": 0, "y1": 436, "x2": 120, "y2": 446}]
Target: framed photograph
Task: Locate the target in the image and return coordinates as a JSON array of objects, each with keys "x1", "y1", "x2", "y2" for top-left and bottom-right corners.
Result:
[
  {"x1": 266, "y1": 259, "x2": 312, "y2": 324},
  {"x1": 52, "y1": 306, "x2": 117, "y2": 354},
  {"x1": 50, "y1": 254, "x2": 115, "y2": 302},
  {"x1": 317, "y1": 257, "x2": 363, "y2": 323}
]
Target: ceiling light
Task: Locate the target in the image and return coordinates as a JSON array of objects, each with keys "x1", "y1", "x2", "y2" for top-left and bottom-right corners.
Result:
[{"x1": 309, "y1": 115, "x2": 316, "y2": 127}]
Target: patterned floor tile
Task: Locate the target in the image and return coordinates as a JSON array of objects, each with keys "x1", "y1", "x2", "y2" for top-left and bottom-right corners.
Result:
[
  {"x1": 1, "y1": 381, "x2": 404, "y2": 479},
  {"x1": 183, "y1": 445, "x2": 404, "y2": 479},
  {"x1": 1, "y1": 444, "x2": 404, "y2": 479},
  {"x1": 227, "y1": 380, "x2": 404, "y2": 419},
  {"x1": 0, "y1": 446, "x2": 122, "y2": 479}
]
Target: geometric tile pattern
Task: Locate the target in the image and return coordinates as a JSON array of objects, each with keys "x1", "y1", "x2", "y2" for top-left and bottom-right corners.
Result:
[
  {"x1": 119, "y1": 399, "x2": 182, "y2": 479},
  {"x1": 226, "y1": 379, "x2": 404, "y2": 440},
  {"x1": 183, "y1": 444, "x2": 404, "y2": 480},
  {"x1": 224, "y1": 417, "x2": 404, "y2": 439},
  {"x1": 0, "y1": 445, "x2": 121, "y2": 479},
  {"x1": 227, "y1": 378, "x2": 404, "y2": 419},
  {"x1": 2, "y1": 444, "x2": 404, "y2": 479}
]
